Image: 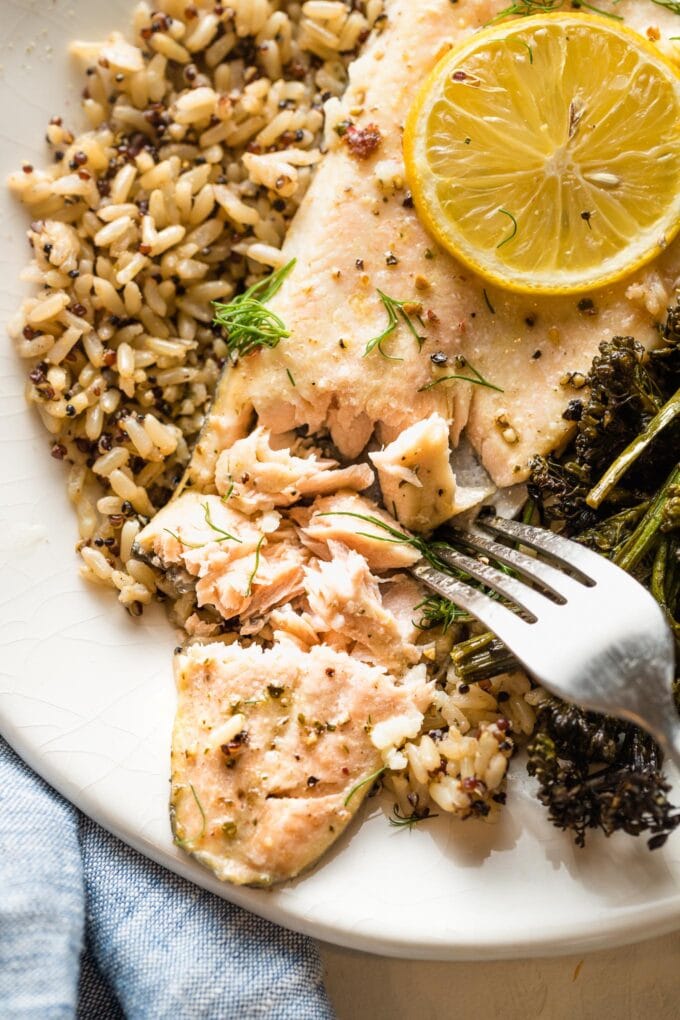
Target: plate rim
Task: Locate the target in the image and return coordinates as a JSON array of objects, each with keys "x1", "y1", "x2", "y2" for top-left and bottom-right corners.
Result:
[
  {"x1": 3, "y1": 718, "x2": 679, "y2": 962},
  {"x1": 1, "y1": 0, "x2": 680, "y2": 963}
]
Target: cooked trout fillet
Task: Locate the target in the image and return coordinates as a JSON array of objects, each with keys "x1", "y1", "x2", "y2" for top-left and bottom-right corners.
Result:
[
  {"x1": 154, "y1": 0, "x2": 680, "y2": 887},
  {"x1": 171, "y1": 641, "x2": 432, "y2": 885},
  {"x1": 190, "y1": 0, "x2": 680, "y2": 490}
]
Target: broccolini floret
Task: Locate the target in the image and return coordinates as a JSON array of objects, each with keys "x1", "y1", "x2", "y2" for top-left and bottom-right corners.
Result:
[
  {"x1": 527, "y1": 699, "x2": 680, "y2": 850},
  {"x1": 446, "y1": 302, "x2": 680, "y2": 849}
]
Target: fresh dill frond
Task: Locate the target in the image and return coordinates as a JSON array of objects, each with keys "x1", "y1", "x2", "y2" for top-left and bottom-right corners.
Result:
[
  {"x1": 419, "y1": 356, "x2": 504, "y2": 393},
  {"x1": 164, "y1": 529, "x2": 204, "y2": 550},
  {"x1": 364, "y1": 290, "x2": 426, "y2": 360},
  {"x1": 189, "y1": 783, "x2": 206, "y2": 837},
  {"x1": 213, "y1": 259, "x2": 296, "y2": 359},
  {"x1": 315, "y1": 510, "x2": 448, "y2": 568},
  {"x1": 517, "y1": 39, "x2": 533, "y2": 63},
  {"x1": 388, "y1": 804, "x2": 439, "y2": 829},
  {"x1": 164, "y1": 502, "x2": 242, "y2": 548},
  {"x1": 488, "y1": 0, "x2": 622, "y2": 22},
  {"x1": 414, "y1": 594, "x2": 471, "y2": 631},
  {"x1": 482, "y1": 288, "x2": 496, "y2": 315},
  {"x1": 286, "y1": 367, "x2": 296, "y2": 387},
  {"x1": 496, "y1": 208, "x2": 518, "y2": 249},
  {"x1": 650, "y1": 1, "x2": 680, "y2": 13},
  {"x1": 574, "y1": 0, "x2": 623, "y2": 16},
  {"x1": 203, "y1": 501, "x2": 242, "y2": 543},
  {"x1": 174, "y1": 783, "x2": 207, "y2": 849},
  {"x1": 245, "y1": 535, "x2": 265, "y2": 597},
  {"x1": 344, "y1": 766, "x2": 386, "y2": 806}
]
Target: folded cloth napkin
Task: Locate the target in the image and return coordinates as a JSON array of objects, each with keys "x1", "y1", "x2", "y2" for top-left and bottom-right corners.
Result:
[{"x1": 0, "y1": 737, "x2": 335, "y2": 1020}]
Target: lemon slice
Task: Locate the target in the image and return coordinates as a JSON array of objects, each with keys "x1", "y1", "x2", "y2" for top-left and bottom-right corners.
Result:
[{"x1": 403, "y1": 13, "x2": 680, "y2": 295}]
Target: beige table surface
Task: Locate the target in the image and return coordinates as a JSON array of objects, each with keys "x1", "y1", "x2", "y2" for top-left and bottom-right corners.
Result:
[{"x1": 320, "y1": 931, "x2": 680, "y2": 1019}]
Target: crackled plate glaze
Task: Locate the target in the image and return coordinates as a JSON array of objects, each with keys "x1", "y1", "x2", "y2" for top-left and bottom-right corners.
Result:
[{"x1": 1, "y1": 0, "x2": 679, "y2": 960}]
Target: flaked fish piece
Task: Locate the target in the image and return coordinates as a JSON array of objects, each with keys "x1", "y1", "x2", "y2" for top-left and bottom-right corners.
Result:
[
  {"x1": 304, "y1": 540, "x2": 420, "y2": 671},
  {"x1": 297, "y1": 491, "x2": 421, "y2": 572},
  {"x1": 195, "y1": 538, "x2": 309, "y2": 622},
  {"x1": 135, "y1": 492, "x2": 277, "y2": 567},
  {"x1": 214, "y1": 425, "x2": 374, "y2": 514},
  {"x1": 267, "y1": 606, "x2": 321, "y2": 652},
  {"x1": 171, "y1": 640, "x2": 432, "y2": 885},
  {"x1": 135, "y1": 492, "x2": 305, "y2": 621},
  {"x1": 189, "y1": 0, "x2": 680, "y2": 491},
  {"x1": 381, "y1": 574, "x2": 427, "y2": 650},
  {"x1": 370, "y1": 413, "x2": 457, "y2": 532}
]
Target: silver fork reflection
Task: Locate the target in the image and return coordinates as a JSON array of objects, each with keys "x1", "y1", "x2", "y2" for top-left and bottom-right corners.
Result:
[{"x1": 411, "y1": 514, "x2": 680, "y2": 769}]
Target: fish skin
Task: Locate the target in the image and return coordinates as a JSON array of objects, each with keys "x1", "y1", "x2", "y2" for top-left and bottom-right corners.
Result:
[
  {"x1": 189, "y1": 0, "x2": 680, "y2": 490},
  {"x1": 171, "y1": 641, "x2": 432, "y2": 886}
]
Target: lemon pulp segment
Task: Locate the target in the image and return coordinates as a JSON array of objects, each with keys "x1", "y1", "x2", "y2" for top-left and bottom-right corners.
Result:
[{"x1": 403, "y1": 13, "x2": 680, "y2": 294}]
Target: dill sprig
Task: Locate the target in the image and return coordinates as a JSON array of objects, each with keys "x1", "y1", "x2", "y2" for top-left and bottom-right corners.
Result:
[
  {"x1": 174, "y1": 782, "x2": 207, "y2": 849},
  {"x1": 213, "y1": 259, "x2": 296, "y2": 359},
  {"x1": 364, "y1": 290, "x2": 426, "y2": 360},
  {"x1": 517, "y1": 39, "x2": 534, "y2": 63},
  {"x1": 496, "y1": 209, "x2": 518, "y2": 249},
  {"x1": 189, "y1": 783, "x2": 206, "y2": 837},
  {"x1": 419, "y1": 356, "x2": 504, "y2": 393},
  {"x1": 388, "y1": 804, "x2": 439, "y2": 829},
  {"x1": 245, "y1": 535, "x2": 265, "y2": 597},
  {"x1": 650, "y1": 0, "x2": 680, "y2": 13},
  {"x1": 488, "y1": 0, "x2": 622, "y2": 21},
  {"x1": 482, "y1": 289, "x2": 496, "y2": 315},
  {"x1": 203, "y1": 501, "x2": 242, "y2": 542},
  {"x1": 316, "y1": 510, "x2": 450, "y2": 569},
  {"x1": 165, "y1": 501, "x2": 242, "y2": 548},
  {"x1": 344, "y1": 766, "x2": 386, "y2": 806},
  {"x1": 414, "y1": 594, "x2": 472, "y2": 631}
]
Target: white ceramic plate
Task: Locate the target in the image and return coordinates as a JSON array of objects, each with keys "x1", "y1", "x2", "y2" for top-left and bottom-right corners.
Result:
[{"x1": 1, "y1": 0, "x2": 679, "y2": 961}]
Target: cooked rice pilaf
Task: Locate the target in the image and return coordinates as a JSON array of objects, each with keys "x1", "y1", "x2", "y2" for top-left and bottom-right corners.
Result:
[{"x1": 8, "y1": 0, "x2": 542, "y2": 835}]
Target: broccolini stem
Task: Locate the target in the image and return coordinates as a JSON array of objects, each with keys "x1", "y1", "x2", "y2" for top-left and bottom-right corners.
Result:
[
  {"x1": 651, "y1": 537, "x2": 680, "y2": 640},
  {"x1": 451, "y1": 631, "x2": 519, "y2": 682},
  {"x1": 615, "y1": 463, "x2": 680, "y2": 573},
  {"x1": 587, "y1": 385, "x2": 680, "y2": 509},
  {"x1": 651, "y1": 538, "x2": 668, "y2": 607}
]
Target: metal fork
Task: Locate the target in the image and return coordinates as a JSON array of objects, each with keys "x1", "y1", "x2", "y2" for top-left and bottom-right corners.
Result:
[{"x1": 411, "y1": 514, "x2": 680, "y2": 770}]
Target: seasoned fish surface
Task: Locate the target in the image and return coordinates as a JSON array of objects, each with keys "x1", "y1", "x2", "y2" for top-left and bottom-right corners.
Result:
[
  {"x1": 192, "y1": 0, "x2": 680, "y2": 490},
  {"x1": 160, "y1": 0, "x2": 680, "y2": 888},
  {"x1": 171, "y1": 641, "x2": 432, "y2": 885}
]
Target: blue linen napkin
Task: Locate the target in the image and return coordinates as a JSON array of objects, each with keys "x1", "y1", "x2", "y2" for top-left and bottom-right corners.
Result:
[{"x1": 0, "y1": 736, "x2": 335, "y2": 1020}]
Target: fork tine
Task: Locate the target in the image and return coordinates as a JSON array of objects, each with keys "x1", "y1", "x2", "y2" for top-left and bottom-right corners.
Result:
[
  {"x1": 433, "y1": 545, "x2": 554, "y2": 620},
  {"x1": 446, "y1": 528, "x2": 585, "y2": 603},
  {"x1": 411, "y1": 561, "x2": 532, "y2": 650},
  {"x1": 480, "y1": 516, "x2": 600, "y2": 585}
]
